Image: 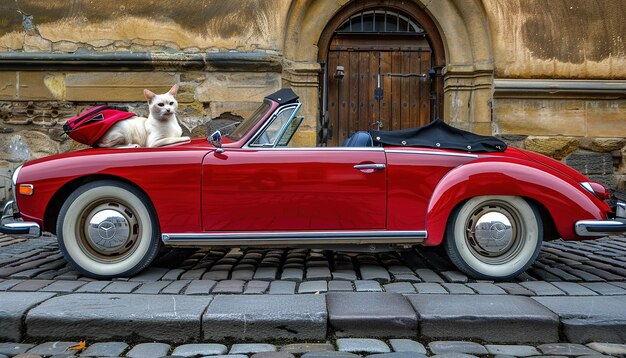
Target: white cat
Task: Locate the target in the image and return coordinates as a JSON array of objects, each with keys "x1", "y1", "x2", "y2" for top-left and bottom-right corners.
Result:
[{"x1": 96, "y1": 85, "x2": 190, "y2": 148}]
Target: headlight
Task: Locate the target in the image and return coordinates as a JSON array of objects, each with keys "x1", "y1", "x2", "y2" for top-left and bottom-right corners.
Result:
[{"x1": 12, "y1": 165, "x2": 22, "y2": 186}]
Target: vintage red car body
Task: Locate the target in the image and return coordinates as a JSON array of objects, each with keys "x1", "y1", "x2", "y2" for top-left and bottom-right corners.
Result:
[
  {"x1": 3, "y1": 88, "x2": 625, "y2": 280},
  {"x1": 14, "y1": 141, "x2": 612, "y2": 241}
]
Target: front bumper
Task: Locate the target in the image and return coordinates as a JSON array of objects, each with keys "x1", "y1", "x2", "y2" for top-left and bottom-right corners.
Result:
[
  {"x1": 0, "y1": 200, "x2": 40, "y2": 237},
  {"x1": 575, "y1": 200, "x2": 626, "y2": 236}
]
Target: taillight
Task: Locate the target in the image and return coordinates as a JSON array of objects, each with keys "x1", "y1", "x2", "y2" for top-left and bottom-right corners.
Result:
[{"x1": 581, "y1": 181, "x2": 610, "y2": 200}]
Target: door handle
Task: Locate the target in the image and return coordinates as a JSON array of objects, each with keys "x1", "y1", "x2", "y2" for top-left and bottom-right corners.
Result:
[{"x1": 354, "y1": 163, "x2": 386, "y2": 171}]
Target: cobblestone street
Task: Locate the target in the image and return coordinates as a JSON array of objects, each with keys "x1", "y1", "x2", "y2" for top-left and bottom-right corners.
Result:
[
  {"x1": 2, "y1": 234, "x2": 626, "y2": 295},
  {"x1": 1, "y1": 234, "x2": 626, "y2": 356}
]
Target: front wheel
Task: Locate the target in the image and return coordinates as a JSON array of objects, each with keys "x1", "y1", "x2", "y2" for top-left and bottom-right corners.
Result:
[
  {"x1": 444, "y1": 195, "x2": 543, "y2": 280},
  {"x1": 57, "y1": 180, "x2": 160, "y2": 279}
]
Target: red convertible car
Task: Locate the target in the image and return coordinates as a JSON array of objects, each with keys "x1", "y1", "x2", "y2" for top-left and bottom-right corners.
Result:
[{"x1": 2, "y1": 88, "x2": 625, "y2": 280}]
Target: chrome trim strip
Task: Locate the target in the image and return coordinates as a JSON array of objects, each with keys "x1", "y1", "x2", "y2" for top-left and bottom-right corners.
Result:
[
  {"x1": 575, "y1": 219, "x2": 626, "y2": 236},
  {"x1": 162, "y1": 230, "x2": 427, "y2": 246},
  {"x1": 385, "y1": 149, "x2": 478, "y2": 158},
  {"x1": 580, "y1": 182, "x2": 594, "y2": 194},
  {"x1": 226, "y1": 148, "x2": 479, "y2": 156},
  {"x1": 11, "y1": 165, "x2": 22, "y2": 186},
  {"x1": 228, "y1": 147, "x2": 385, "y2": 152}
]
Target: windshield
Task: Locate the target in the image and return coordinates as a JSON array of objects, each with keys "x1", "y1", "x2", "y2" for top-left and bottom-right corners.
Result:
[
  {"x1": 249, "y1": 104, "x2": 301, "y2": 147},
  {"x1": 227, "y1": 100, "x2": 272, "y2": 141}
]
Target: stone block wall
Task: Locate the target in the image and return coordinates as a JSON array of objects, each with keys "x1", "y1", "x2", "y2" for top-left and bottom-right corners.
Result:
[
  {"x1": 1, "y1": 69, "x2": 281, "y2": 124},
  {"x1": 493, "y1": 88, "x2": 626, "y2": 200}
]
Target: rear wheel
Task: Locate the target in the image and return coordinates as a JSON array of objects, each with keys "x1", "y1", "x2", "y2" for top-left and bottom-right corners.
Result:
[
  {"x1": 444, "y1": 195, "x2": 543, "y2": 280},
  {"x1": 57, "y1": 180, "x2": 160, "y2": 279}
]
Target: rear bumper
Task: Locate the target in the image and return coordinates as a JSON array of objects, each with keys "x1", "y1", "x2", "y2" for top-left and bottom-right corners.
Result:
[
  {"x1": 0, "y1": 200, "x2": 41, "y2": 238},
  {"x1": 575, "y1": 200, "x2": 626, "y2": 237}
]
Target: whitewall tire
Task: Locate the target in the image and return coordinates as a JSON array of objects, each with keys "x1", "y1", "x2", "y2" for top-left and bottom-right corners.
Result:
[
  {"x1": 444, "y1": 195, "x2": 543, "y2": 280},
  {"x1": 57, "y1": 180, "x2": 160, "y2": 279}
]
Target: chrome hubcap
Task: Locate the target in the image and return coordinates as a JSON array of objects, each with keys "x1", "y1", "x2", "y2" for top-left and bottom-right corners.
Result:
[
  {"x1": 465, "y1": 201, "x2": 522, "y2": 264},
  {"x1": 79, "y1": 201, "x2": 139, "y2": 260},
  {"x1": 86, "y1": 208, "x2": 131, "y2": 253}
]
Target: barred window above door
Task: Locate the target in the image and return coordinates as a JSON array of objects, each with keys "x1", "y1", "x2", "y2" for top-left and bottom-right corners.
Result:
[{"x1": 335, "y1": 9, "x2": 425, "y2": 34}]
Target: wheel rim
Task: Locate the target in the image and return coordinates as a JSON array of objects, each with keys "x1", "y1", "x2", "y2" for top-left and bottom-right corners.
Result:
[
  {"x1": 464, "y1": 200, "x2": 524, "y2": 265},
  {"x1": 77, "y1": 200, "x2": 140, "y2": 263}
]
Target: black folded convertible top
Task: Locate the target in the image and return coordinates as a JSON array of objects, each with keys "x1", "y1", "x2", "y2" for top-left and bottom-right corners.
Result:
[{"x1": 370, "y1": 119, "x2": 507, "y2": 152}]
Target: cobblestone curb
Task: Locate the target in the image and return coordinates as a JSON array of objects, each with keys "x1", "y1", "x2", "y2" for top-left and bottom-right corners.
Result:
[{"x1": 0, "y1": 291, "x2": 624, "y2": 343}]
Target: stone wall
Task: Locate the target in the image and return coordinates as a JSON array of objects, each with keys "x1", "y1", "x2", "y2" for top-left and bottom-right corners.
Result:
[
  {"x1": 0, "y1": 69, "x2": 282, "y2": 154},
  {"x1": 0, "y1": 63, "x2": 285, "y2": 201},
  {"x1": 491, "y1": 87, "x2": 626, "y2": 198}
]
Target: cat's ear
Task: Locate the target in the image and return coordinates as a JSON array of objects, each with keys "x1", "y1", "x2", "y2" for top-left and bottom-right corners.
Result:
[
  {"x1": 168, "y1": 84, "x2": 178, "y2": 96},
  {"x1": 144, "y1": 89, "x2": 156, "y2": 101}
]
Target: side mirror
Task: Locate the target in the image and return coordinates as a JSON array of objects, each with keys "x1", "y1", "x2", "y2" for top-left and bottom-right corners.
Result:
[{"x1": 208, "y1": 130, "x2": 224, "y2": 153}]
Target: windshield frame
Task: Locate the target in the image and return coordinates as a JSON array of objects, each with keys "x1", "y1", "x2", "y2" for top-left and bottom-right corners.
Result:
[
  {"x1": 245, "y1": 103, "x2": 302, "y2": 148},
  {"x1": 226, "y1": 100, "x2": 274, "y2": 141}
]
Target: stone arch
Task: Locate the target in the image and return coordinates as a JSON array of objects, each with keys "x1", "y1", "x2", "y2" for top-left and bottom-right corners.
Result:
[{"x1": 282, "y1": 0, "x2": 495, "y2": 146}]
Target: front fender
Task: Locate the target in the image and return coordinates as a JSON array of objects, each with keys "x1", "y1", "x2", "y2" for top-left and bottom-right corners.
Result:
[
  {"x1": 425, "y1": 158, "x2": 610, "y2": 246},
  {"x1": 16, "y1": 148, "x2": 207, "y2": 233}
]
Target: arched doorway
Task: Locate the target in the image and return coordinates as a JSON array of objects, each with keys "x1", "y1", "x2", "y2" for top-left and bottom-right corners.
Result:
[{"x1": 318, "y1": 2, "x2": 446, "y2": 146}]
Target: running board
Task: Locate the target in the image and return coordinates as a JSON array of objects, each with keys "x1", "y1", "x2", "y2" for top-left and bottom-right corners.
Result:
[{"x1": 161, "y1": 230, "x2": 427, "y2": 247}]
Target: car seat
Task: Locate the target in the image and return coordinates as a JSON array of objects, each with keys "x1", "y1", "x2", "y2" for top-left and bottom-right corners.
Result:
[{"x1": 341, "y1": 131, "x2": 374, "y2": 147}]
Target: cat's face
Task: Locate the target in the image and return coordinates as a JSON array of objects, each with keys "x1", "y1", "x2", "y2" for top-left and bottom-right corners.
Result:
[{"x1": 144, "y1": 85, "x2": 178, "y2": 120}]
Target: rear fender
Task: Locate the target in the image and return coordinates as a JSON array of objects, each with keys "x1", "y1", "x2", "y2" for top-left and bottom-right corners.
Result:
[{"x1": 425, "y1": 158, "x2": 610, "y2": 246}]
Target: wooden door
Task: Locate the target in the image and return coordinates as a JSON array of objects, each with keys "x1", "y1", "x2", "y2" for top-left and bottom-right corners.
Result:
[{"x1": 325, "y1": 35, "x2": 433, "y2": 146}]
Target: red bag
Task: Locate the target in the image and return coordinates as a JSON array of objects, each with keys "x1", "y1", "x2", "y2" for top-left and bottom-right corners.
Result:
[{"x1": 63, "y1": 106, "x2": 136, "y2": 146}]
